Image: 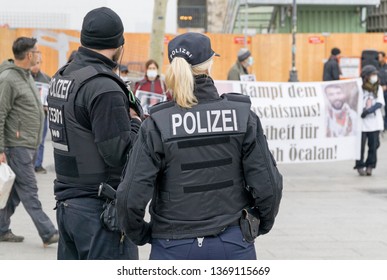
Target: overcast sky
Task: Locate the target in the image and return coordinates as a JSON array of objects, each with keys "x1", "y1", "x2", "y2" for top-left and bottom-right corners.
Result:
[{"x1": 0, "y1": 0, "x2": 177, "y2": 33}]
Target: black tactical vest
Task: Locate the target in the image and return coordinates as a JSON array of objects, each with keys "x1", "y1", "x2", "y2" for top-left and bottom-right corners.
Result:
[
  {"x1": 149, "y1": 93, "x2": 254, "y2": 238},
  {"x1": 47, "y1": 65, "x2": 129, "y2": 186}
]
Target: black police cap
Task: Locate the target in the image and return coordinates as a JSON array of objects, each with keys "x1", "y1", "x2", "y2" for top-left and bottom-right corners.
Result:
[{"x1": 168, "y1": 32, "x2": 219, "y2": 66}]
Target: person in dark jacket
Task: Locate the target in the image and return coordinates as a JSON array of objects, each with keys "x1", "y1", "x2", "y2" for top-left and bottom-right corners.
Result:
[
  {"x1": 323, "y1": 47, "x2": 342, "y2": 81},
  {"x1": 48, "y1": 7, "x2": 141, "y2": 260},
  {"x1": 117, "y1": 32, "x2": 282, "y2": 260},
  {"x1": 30, "y1": 57, "x2": 51, "y2": 174}
]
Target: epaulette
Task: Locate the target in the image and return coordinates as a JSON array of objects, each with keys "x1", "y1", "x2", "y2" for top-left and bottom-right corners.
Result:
[
  {"x1": 222, "y1": 92, "x2": 251, "y2": 104},
  {"x1": 149, "y1": 100, "x2": 174, "y2": 115}
]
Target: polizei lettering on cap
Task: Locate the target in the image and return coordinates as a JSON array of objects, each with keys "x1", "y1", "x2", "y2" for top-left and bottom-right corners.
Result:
[
  {"x1": 172, "y1": 109, "x2": 238, "y2": 136},
  {"x1": 49, "y1": 78, "x2": 73, "y2": 100},
  {"x1": 169, "y1": 48, "x2": 193, "y2": 60}
]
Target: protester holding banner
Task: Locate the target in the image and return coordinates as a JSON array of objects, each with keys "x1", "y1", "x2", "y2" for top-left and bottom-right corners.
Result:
[
  {"x1": 134, "y1": 59, "x2": 171, "y2": 115},
  {"x1": 117, "y1": 32, "x2": 282, "y2": 260},
  {"x1": 354, "y1": 65, "x2": 385, "y2": 176}
]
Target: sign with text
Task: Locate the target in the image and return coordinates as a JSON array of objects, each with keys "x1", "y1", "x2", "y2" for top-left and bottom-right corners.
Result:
[
  {"x1": 35, "y1": 82, "x2": 49, "y2": 106},
  {"x1": 233, "y1": 36, "x2": 251, "y2": 45},
  {"x1": 339, "y1": 57, "x2": 361, "y2": 79},
  {"x1": 308, "y1": 36, "x2": 324, "y2": 44},
  {"x1": 215, "y1": 79, "x2": 363, "y2": 164}
]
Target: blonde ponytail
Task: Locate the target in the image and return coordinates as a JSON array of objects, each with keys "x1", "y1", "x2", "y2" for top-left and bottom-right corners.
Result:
[{"x1": 165, "y1": 57, "x2": 197, "y2": 108}]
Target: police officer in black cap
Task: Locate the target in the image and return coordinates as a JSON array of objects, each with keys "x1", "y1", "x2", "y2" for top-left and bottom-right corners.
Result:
[
  {"x1": 117, "y1": 32, "x2": 282, "y2": 260},
  {"x1": 47, "y1": 7, "x2": 141, "y2": 259}
]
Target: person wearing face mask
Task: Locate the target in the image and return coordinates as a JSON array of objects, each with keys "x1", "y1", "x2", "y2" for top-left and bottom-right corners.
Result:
[
  {"x1": 227, "y1": 48, "x2": 254, "y2": 81},
  {"x1": 47, "y1": 7, "x2": 140, "y2": 259},
  {"x1": 134, "y1": 59, "x2": 171, "y2": 99},
  {"x1": 134, "y1": 59, "x2": 171, "y2": 115},
  {"x1": 354, "y1": 65, "x2": 385, "y2": 176}
]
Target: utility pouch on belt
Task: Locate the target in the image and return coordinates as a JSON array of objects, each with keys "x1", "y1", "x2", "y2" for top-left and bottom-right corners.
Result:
[
  {"x1": 98, "y1": 183, "x2": 120, "y2": 232},
  {"x1": 239, "y1": 208, "x2": 260, "y2": 243}
]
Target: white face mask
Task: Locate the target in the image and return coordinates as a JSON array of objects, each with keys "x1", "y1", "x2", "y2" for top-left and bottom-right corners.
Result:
[
  {"x1": 147, "y1": 69, "x2": 158, "y2": 79},
  {"x1": 121, "y1": 76, "x2": 129, "y2": 83},
  {"x1": 370, "y1": 75, "x2": 378, "y2": 84},
  {"x1": 247, "y1": 56, "x2": 254, "y2": 66}
]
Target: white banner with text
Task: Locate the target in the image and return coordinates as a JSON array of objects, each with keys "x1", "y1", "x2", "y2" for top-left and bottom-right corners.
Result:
[{"x1": 215, "y1": 79, "x2": 363, "y2": 163}]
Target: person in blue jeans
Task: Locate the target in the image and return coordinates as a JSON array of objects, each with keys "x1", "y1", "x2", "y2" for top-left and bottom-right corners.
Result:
[{"x1": 30, "y1": 58, "x2": 50, "y2": 174}]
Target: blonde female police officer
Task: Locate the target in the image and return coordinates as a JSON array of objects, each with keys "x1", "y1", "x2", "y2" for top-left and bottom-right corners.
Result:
[{"x1": 116, "y1": 32, "x2": 282, "y2": 260}]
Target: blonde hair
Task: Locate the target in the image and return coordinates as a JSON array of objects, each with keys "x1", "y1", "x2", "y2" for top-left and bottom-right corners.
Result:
[{"x1": 166, "y1": 57, "x2": 213, "y2": 108}]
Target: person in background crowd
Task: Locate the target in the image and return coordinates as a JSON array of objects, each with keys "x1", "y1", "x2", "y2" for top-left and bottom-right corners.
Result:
[
  {"x1": 377, "y1": 51, "x2": 387, "y2": 131},
  {"x1": 30, "y1": 57, "x2": 51, "y2": 174},
  {"x1": 0, "y1": 37, "x2": 59, "y2": 246},
  {"x1": 134, "y1": 59, "x2": 171, "y2": 99},
  {"x1": 47, "y1": 7, "x2": 140, "y2": 260},
  {"x1": 323, "y1": 47, "x2": 342, "y2": 81},
  {"x1": 227, "y1": 48, "x2": 253, "y2": 81},
  {"x1": 133, "y1": 59, "x2": 171, "y2": 115},
  {"x1": 324, "y1": 84, "x2": 357, "y2": 137},
  {"x1": 116, "y1": 64, "x2": 130, "y2": 83},
  {"x1": 354, "y1": 65, "x2": 385, "y2": 176},
  {"x1": 117, "y1": 32, "x2": 282, "y2": 260}
]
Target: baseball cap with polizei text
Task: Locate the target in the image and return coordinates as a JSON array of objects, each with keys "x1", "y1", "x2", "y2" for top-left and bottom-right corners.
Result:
[{"x1": 168, "y1": 32, "x2": 220, "y2": 66}]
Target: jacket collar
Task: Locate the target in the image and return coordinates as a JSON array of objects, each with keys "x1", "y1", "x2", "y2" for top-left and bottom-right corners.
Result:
[
  {"x1": 77, "y1": 47, "x2": 117, "y2": 70},
  {"x1": 193, "y1": 74, "x2": 220, "y2": 101}
]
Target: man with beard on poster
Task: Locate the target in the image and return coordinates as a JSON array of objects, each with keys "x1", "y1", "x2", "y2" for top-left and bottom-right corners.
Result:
[
  {"x1": 324, "y1": 84, "x2": 357, "y2": 137},
  {"x1": 47, "y1": 7, "x2": 141, "y2": 259}
]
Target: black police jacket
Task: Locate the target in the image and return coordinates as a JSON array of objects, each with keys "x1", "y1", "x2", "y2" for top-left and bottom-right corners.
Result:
[
  {"x1": 116, "y1": 75, "x2": 282, "y2": 245},
  {"x1": 48, "y1": 47, "x2": 140, "y2": 201}
]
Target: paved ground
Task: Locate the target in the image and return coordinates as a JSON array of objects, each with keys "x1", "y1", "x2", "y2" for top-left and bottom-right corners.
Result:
[{"x1": 1, "y1": 135, "x2": 386, "y2": 260}]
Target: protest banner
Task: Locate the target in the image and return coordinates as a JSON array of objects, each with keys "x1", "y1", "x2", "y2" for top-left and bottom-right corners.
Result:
[{"x1": 215, "y1": 79, "x2": 362, "y2": 163}]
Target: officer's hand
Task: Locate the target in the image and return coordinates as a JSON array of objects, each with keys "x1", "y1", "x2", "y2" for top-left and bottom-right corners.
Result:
[
  {"x1": 361, "y1": 109, "x2": 368, "y2": 119},
  {"x1": 0, "y1": 152, "x2": 7, "y2": 163},
  {"x1": 129, "y1": 108, "x2": 141, "y2": 122}
]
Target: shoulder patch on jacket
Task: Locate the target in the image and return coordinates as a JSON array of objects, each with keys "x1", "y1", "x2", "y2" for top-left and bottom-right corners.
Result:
[
  {"x1": 149, "y1": 100, "x2": 174, "y2": 114},
  {"x1": 222, "y1": 92, "x2": 251, "y2": 104}
]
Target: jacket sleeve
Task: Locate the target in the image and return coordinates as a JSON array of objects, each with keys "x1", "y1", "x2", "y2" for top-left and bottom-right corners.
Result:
[
  {"x1": 89, "y1": 91, "x2": 140, "y2": 167},
  {"x1": 242, "y1": 112, "x2": 283, "y2": 235},
  {"x1": 116, "y1": 120, "x2": 162, "y2": 245},
  {"x1": 0, "y1": 81, "x2": 14, "y2": 152},
  {"x1": 227, "y1": 66, "x2": 240, "y2": 81}
]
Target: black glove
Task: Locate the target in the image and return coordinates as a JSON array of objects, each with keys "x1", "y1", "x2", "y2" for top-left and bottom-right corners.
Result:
[
  {"x1": 361, "y1": 109, "x2": 369, "y2": 119},
  {"x1": 128, "y1": 89, "x2": 144, "y2": 120}
]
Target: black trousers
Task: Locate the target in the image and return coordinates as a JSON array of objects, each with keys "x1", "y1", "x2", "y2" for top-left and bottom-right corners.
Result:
[
  {"x1": 56, "y1": 197, "x2": 138, "y2": 260},
  {"x1": 355, "y1": 131, "x2": 380, "y2": 169}
]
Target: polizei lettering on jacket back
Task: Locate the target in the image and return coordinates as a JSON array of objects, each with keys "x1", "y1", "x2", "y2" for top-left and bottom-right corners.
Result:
[
  {"x1": 172, "y1": 109, "x2": 238, "y2": 136},
  {"x1": 49, "y1": 77, "x2": 73, "y2": 100}
]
